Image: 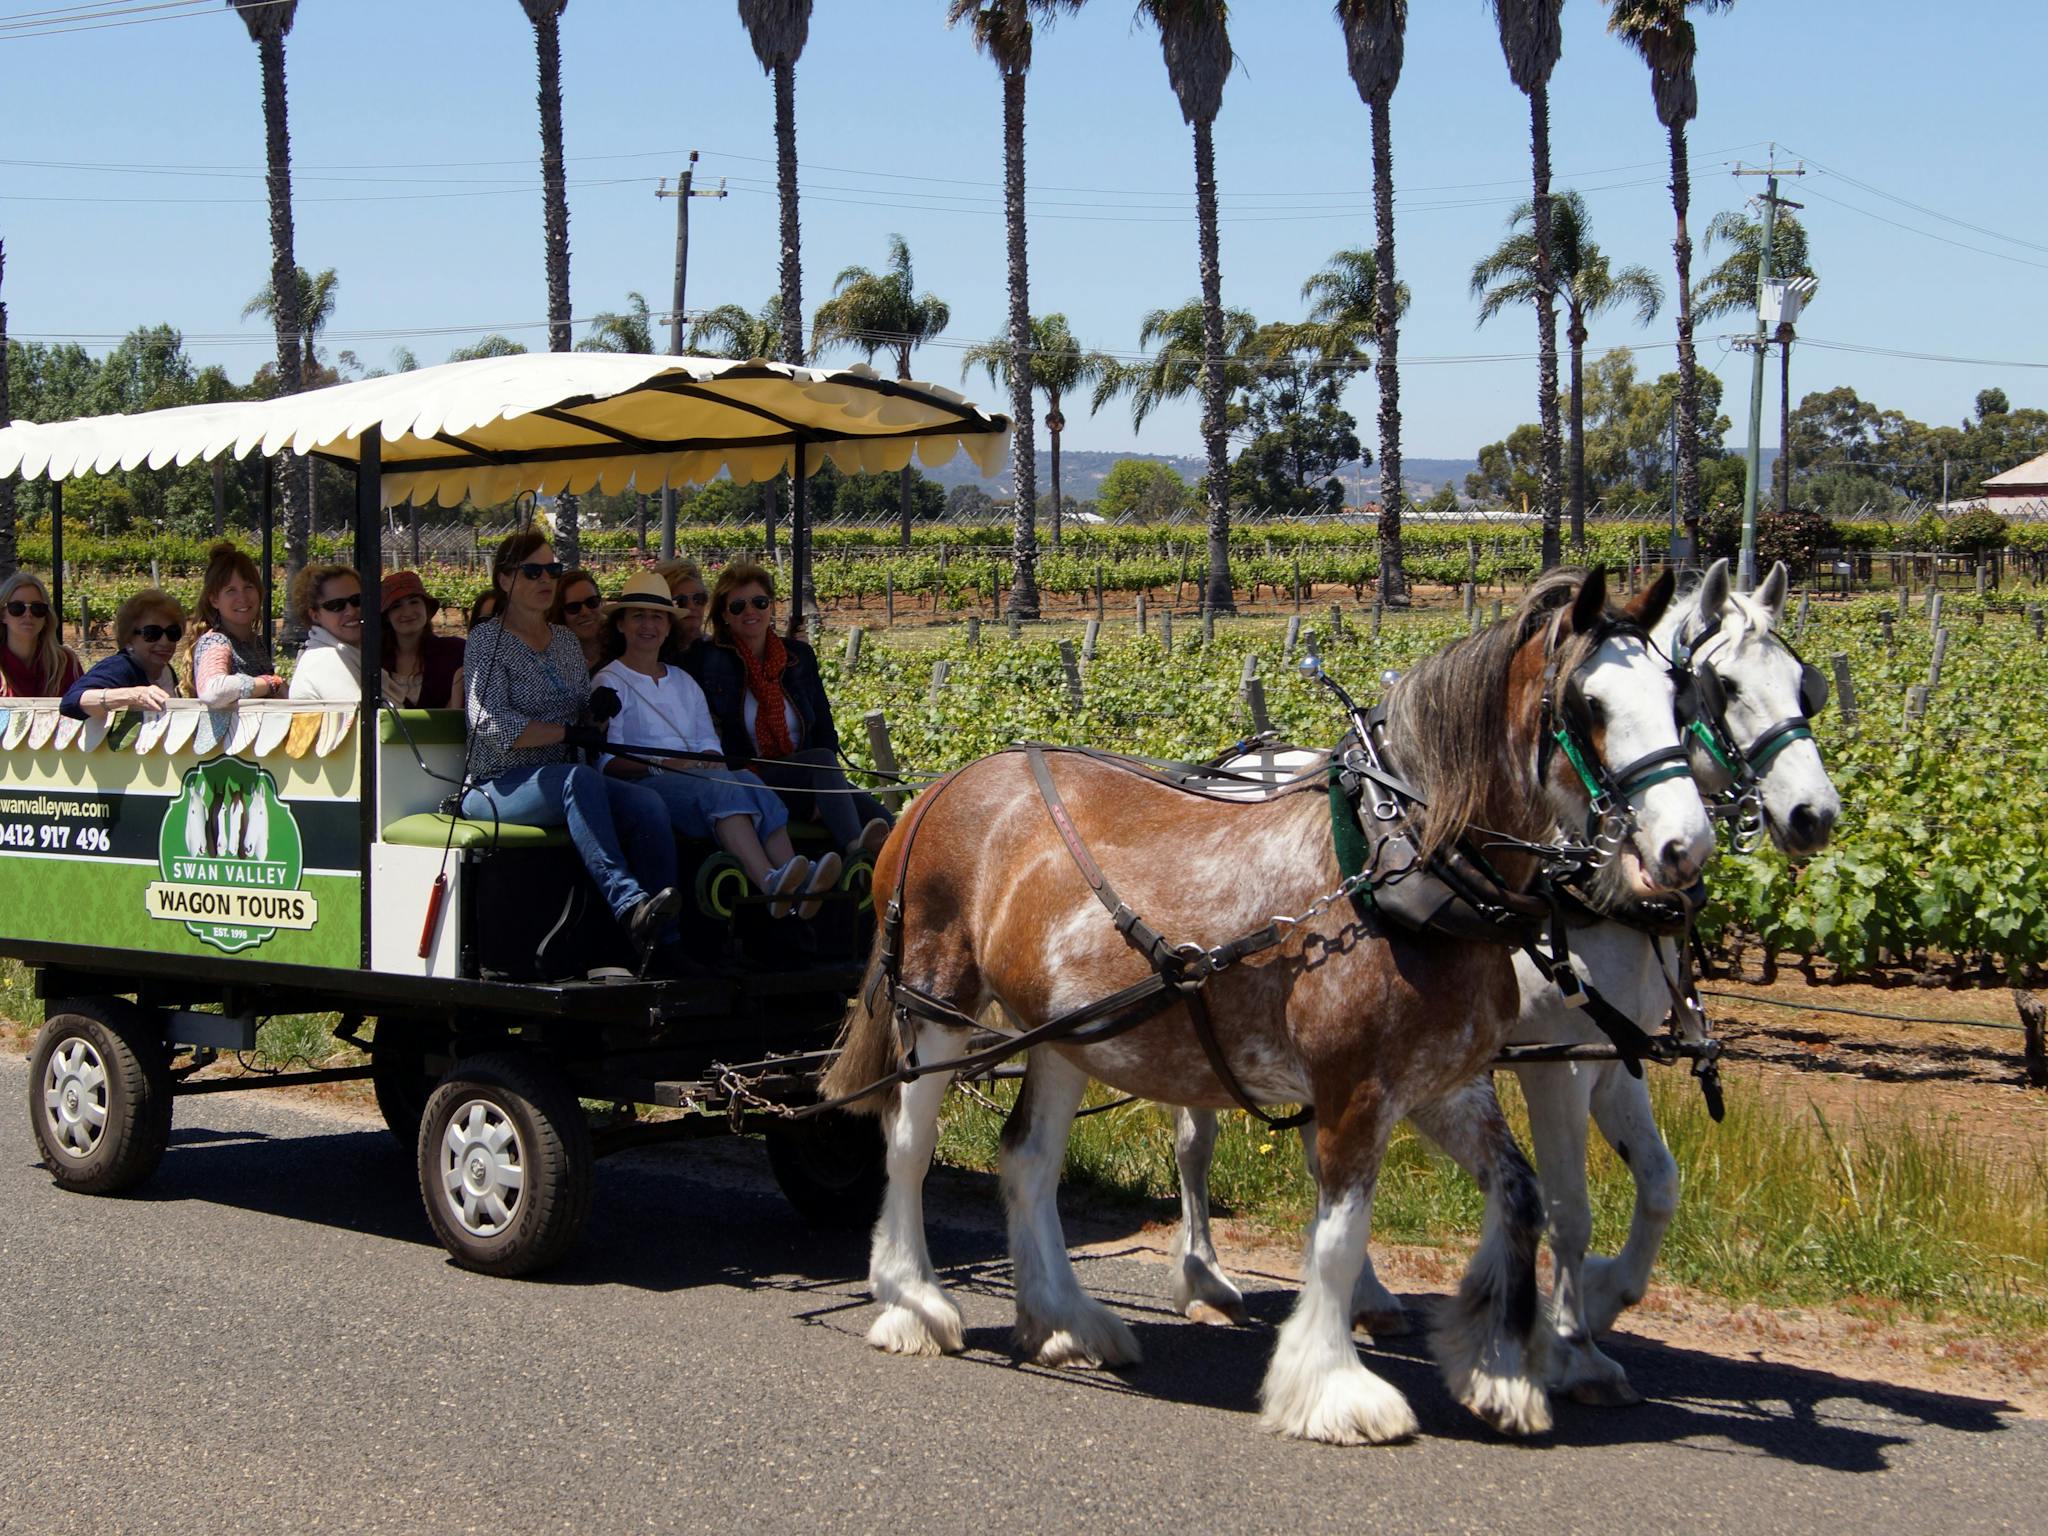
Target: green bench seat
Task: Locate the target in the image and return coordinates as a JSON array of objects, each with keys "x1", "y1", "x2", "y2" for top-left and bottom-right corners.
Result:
[
  {"x1": 378, "y1": 708, "x2": 467, "y2": 747},
  {"x1": 381, "y1": 812, "x2": 571, "y2": 851}
]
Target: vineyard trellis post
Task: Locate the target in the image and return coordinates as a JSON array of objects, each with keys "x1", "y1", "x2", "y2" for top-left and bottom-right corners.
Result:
[
  {"x1": 1929, "y1": 629, "x2": 1950, "y2": 691},
  {"x1": 1160, "y1": 607, "x2": 1174, "y2": 655},
  {"x1": 1283, "y1": 614, "x2": 1300, "y2": 661},
  {"x1": 1059, "y1": 642, "x2": 1084, "y2": 715},
  {"x1": 1245, "y1": 676, "x2": 1271, "y2": 735},
  {"x1": 967, "y1": 615, "x2": 980, "y2": 649},
  {"x1": 2017, "y1": 991, "x2": 2047, "y2": 1089},
  {"x1": 843, "y1": 625, "x2": 863, "y2": 673},
  {"x1": 1135, "y1": 593, "x2": 1147, "y2": 635},
  {"x1": 1831, "y1": 654, "x2": 1858, "y2": 727},
  {"x1": 1082, "y1": 617, "x2": 1100, "y2": 660},
  {"x1": 864, "y1": 711, "x2": 905, "y2": 814},
  {"x1": 928, "y1": 659, "x2": 949, "y2": 708}
]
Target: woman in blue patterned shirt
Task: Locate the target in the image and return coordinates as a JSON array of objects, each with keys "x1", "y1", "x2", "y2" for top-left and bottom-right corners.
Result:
[{"x1": 462, "y1": 530, "x2": 679, "y2": 969}]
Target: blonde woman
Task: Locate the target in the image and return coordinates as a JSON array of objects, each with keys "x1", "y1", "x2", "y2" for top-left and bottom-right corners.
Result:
[
  {"x1": 60, "y1": 588, "x2": 185, "y2": 720},
  {"x1": 287, "y1": 564, "x2": 364, "y2": 701},
  {"x1": 0, "y1": 570, "x2": 82, "y2": 698},
  {"x1": 182, "y1": 541, "x2": 284, "y2": 708}
]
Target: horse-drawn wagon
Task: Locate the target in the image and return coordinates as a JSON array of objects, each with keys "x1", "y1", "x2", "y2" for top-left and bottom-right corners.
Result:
[{"x1": 0, "y1": 352, "x2": 1009, "y2": 1276}]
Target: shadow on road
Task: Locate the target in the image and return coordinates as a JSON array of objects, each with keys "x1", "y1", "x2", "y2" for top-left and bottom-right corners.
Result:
[{"x1": 132, "y1": 1112, "x2": 2020, "y2": 1473}]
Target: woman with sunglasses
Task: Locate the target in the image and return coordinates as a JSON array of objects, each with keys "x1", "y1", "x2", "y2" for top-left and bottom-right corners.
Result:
[
  {"x1": 287, "y1": 563, "x2": 365, "y2": 701},
  {"x1": 182, "y1": 541, "x2": 285, "y2": 708},
  {"x1": 380, "y1": 569, "x2": 465, "y2": 709},
  {"x1": 650, "y1": 558, "x2": 712, "y2": 677},
  {"x1": 696, "y1": 561, "x2": 892, "y2": 862},
  {"x1": 546, "y1": 568, "x2": 607, "y2": 676},
  {"x1": 0, "y1": 570, "x2": 83, "y2": 699},
  {"x1": 60, "y1": 587, "x2": 185, "y2": 720},
  {"x1": 463, "y1": 530, "x2": 680, "y2": 968}
]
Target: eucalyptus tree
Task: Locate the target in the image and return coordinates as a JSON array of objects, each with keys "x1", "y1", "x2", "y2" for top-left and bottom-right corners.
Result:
[
  {"x1": 1471, "y1": 191, "x2": 1663, "y2": 543},
  {"x1": 1696, "y1": 206, "x2": 1816, "y2": 513},
  {"x1": 960, "y1": 313, "x2": 1115, "y2": 545},
  {"x1": 737, "y1": 0, "x2": 815, "y2": 624},
  {"x1": 228, "y1": 0, "x2": 308, "y2": 612},
  {"x1": 1137, "y1": 0, "x2": 1237, "y2": 612},
  {"x1": 518, "y1": 0, "x2": 578, "y2": 563},
  {"x1": 1609, "y1": 0, "x2": 1734, "y2": 548},
  {"x1": 578, "y1": 293, "x2": 657, "y2": 354},
  {"x1": 1486, "y1": 0, "x2": 1566, "y2": 568},
  {"x1": 946, "y1": 1, "x2": 1085, "y2": 615},
  {"x1": 1334, "y1": 0, "x2": 1410, "y2": 599},
  {"x1": 690, "y1": 297, "x2": 787, "y2": 557},
  {"x1": 811, "y1": 235, "x2": 952, "y2": 548}
]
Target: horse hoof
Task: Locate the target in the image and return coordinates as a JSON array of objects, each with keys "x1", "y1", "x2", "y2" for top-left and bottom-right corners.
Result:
[
  {"x1": 868, "y1": 1302, "x2": 963, "y2": 1358},
  {"x1": 1353, "y1": 1306, "x2": 1411, "y2": 1339},
  {"x1": 1453, "y1": 1370, "x2": 1554, "y2": 1438},
  {"x1": 1019, "y1": 1306, "x2": 1143, "y2": 1370},
  {"x1": 1570, "y1": 1376, "x2": 1643, "y2": 1408},
  {"x1": 1259, "y1": 1364, "x2": 1418, "y2": 1446},
  {"x1": 1185, "y1": 1298, "x2": 1248, "y2": 1327}
]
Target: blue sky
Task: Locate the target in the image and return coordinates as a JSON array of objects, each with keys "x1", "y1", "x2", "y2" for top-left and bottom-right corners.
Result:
[{"x1": 3, "y1": 0, "x2": 2044, "y2": 473}]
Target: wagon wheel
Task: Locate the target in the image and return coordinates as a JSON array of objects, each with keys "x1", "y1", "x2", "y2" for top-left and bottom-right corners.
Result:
[
  {"x1": 370, "y1": 1019, "x2": 437, "y2": 1150},
  {"x1": 694, "y1": 852, "x2": 749, "y2": 920},
  {"x1": 417, "y1": 1054, "x2": 593, "y2": 1278},
  {"x1": 765, "y1": 1108, "x2": 886, "y2": 1230},
  {"x1": 28, "y1": 1002, "x2": 173, "y2": 1196}
]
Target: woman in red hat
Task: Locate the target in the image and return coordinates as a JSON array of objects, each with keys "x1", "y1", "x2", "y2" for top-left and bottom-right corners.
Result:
[{"x1": 380, "y1": 569, "x2": 465, "y2": 709}]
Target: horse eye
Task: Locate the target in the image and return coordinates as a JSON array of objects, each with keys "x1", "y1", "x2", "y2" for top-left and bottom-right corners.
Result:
[
  {"x1": 1584, "y1": 696, "x2": 1606, "y2": 725},
  {"x1": 1719, "y1": 677, "x2": 1741, "y2": 701}
]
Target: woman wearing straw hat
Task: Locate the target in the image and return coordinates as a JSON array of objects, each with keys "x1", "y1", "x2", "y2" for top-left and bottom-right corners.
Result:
[{"x1": 593, "y1": 572, "x2": 837, "y2": 920}]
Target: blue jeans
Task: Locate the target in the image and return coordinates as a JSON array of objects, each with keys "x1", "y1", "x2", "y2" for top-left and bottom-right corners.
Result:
[
  {"x1": 462, "y1": 762, "x2": 676, "y2": 925},
  {"x1": 638, "y1": 766, "x2": 789, "y2": 842},
  {"x1": 753, "y1": 748, "x2": 891, "y2": 849}
]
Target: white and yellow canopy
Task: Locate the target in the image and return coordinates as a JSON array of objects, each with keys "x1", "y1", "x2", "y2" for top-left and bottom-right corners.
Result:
[{"x1": 0, "y1": 351, "x2": 1010, "y2": 507}]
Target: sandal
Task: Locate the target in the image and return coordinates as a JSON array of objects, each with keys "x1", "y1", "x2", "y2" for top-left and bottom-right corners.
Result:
[
  {"x1": 796, "y1": 852, "x2": 842, "y2": 922},
  {"x1": 761, "y1": 857, "x2": 811, "y2": 920}
]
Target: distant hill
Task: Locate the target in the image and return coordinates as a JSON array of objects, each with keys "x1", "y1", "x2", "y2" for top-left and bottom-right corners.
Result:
[{"x1": 924, "y1": 447, "x2": 1479, "y2": 504}]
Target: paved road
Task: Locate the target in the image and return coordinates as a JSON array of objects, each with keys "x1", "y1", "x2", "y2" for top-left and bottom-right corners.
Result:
[{"x1": 1, "y1": 1056, "x2": 2041, "y2": 1536}]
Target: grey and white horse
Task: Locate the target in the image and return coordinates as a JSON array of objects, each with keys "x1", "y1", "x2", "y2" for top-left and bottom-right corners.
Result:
[{"x1": 1166, "y1": 558, "x2": 1841, "y2": 1405}]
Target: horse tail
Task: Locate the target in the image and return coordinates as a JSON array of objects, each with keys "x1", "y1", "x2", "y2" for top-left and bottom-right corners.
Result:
[{"x1": 821, "y1": 935, "x2": 901, "y2": 1118}]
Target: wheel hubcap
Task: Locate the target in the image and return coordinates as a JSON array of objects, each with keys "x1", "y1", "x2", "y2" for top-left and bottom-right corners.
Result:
[
  {"x1": 439, "y1": 1098, "x2": 525, "y2": 1238},
  {"x1": 41, "y1": 1039, "x2": 109, "y2": 1159}
]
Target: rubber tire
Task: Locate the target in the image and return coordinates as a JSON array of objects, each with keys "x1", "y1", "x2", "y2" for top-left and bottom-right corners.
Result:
[
  {"x1": 765, "y1": 1108, "x2": 887, "y2": 1230},
  {"x1": 28, "y1": 1003, "x2": 173, "y2": 1196},
  {"x1": 370, "y1": 1021, "x2": 435, "y2": 1150},
  {"x1": 417, "y1": 1054, "x2": 592, "y2": 1278}
]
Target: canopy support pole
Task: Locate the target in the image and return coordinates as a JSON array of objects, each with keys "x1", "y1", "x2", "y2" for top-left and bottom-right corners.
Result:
[
  {"x1": 48, "y1": 480, "x2": 62, "y2": 643},
  {"x1": 355, "y1": 426, "x2": 383, "y2": 971},
  {"x1": 260, "y1": 462, "x2": 276, "y2": 654},
  {"x1": 788, "y1": 454, "x2": 812, "y2": 637}
]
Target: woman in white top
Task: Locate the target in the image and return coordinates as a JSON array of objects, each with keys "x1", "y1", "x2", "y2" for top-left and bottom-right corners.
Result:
[
  {"x1": 592, "y1": 573, "x2": 838, "y2": 920},
  {"x1": 286, "y1": 564, "x2": 364, "y2": 701}
]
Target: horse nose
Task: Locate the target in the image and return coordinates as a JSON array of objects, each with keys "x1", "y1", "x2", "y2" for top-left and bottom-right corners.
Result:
[
  {"x1": 1660, "y1": 836, "x2": 1705, "y2": 887},
  {"x1": 1787, "y1": 801, "x2": 1838, "y2": 850}
]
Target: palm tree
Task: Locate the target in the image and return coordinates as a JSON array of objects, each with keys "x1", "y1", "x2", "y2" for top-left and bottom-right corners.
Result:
[
  {"x1": 1300, "y1": 243, "x2": 1407, "y2": 581},
  {"x1": 448, "y1": 335, "x2": 530, "y2": 361},
  {"x1": 1334, "y1": 0, "x2": 1410, "y2": 601},
  {"x1": 243, "y1": 265, "x2": 339, "y2": 540},
  {"x1": 1471, "y1": 191, "x2": 1663, "y2": 544},
  {"x1": 1696, "y1": 206, "x2": 1815, "y2": 514},
  {"x1": 1609, "y1": 1, "x2": 1733, "y2": 553},
  {"x1": 961, "y1": 313, "x2": 1115, "y2": 545},
  {"x1": 691, "y1": 297, "x2": 787, "y2": 558},
  {"x1": 1486, "y1": 0, "x2": 1565, "y2": 568},
  {"x1": 1138, "y1": 0, "x2": 1236, "y2": 612},
  {"x1": 1091, "y1": 298, "x2": 1258, "y2": 433},
  {"x1": 737, "y1": 1, "x2": 814, "y2": 629},
  {"x1": 811, "y1": 235, "x2": 951, "y2": 549},
  {"x1": 229, "y1": 0, "x2": 307, "y2": 618},
  {"x1": 0, "y1": 239, "x2": 13, "y2": 574},
  {"x1": 578, "y1": 292, "x2": 657, "y2": 354},
  {"x1": 518, "y1": 0, "x2": 577, "y2": 562},
  {"x1": 947, "y1": 2, "x2": 1085, "y2": 617}
]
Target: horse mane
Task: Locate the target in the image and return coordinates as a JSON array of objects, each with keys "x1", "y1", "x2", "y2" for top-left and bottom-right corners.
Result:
[{"x1": 1384, "y1": 568, "x2": 1612, "y2": 861}]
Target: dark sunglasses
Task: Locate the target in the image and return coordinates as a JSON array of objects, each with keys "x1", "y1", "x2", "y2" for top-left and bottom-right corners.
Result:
[
  {"x1": 679, "y1": 591, "x2": 710, "y2": 607},
  {"x1": 515, "y1": 561, "x2": 566, "y2": 581},
  {"x1": 558, "y1": 595, "x2": 603, "y2": 615},
  {"x1": 725, "y1": 594, "x2": 773, "y2": 616},
  {"x1": 318, "y1": 593, "x2": 364, "y2": 614},
  {"x1": 136, "y1": 623, "x2": 184, "y2": 643},
  {"x1": 5, "y1": 600, "x2": 51, "y2": 619}
]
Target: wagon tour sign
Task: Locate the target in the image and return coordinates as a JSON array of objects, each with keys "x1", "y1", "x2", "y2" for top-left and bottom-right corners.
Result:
[{"x1": 145, "y1": 759, "x2": 315, "y2": 954}]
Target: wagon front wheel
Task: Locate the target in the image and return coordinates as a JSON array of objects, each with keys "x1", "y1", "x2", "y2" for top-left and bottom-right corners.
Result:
[
  {"x1": 765, "y1": 1107, "x2": 887, "y2": 1230},
  {"x1": 29, "y1": 1004, "x2": 173, "y2": 1196},
  {"x1": 417, "y1": 1054, "x2": 592, "y2": 1278}
]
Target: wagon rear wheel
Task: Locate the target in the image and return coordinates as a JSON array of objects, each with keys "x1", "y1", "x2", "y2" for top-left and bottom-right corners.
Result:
[
  {"x1": 765, "y1": 1108, "x2": 886, "y2": 1230},
  {"x1": 417, "y1": 1054, "x2": 592, "y2": 1278},
  {"x1": 370, "y1": 1019, "x2": 436, "y2": 1150},
  {"x1": 28, "y1": 1003, "x2": 173, "y2": 1196}
]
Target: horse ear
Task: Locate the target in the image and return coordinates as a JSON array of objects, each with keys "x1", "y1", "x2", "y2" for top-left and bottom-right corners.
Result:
[
  {"x1": 1756, "y1": 561, "x2": 1790, "y2": 624},
  {"x1": 1567, "y1": 566, "x2": 1609, "y2": 635},
  {"x1": 1697, "y1": 557, "x2": 1731, "y2": 621},
  {"x1": 1626, "y1": 568, "x2": 1676, "y2": 630}
]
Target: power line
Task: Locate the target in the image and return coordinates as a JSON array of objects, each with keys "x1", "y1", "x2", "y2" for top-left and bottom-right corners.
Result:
[
  {"x1": 1779, "y1": 141, "x2": 2048, "y2": 258},
  {"x1": 0, "y1": 0, "x2": 291, "y2": 41},
  {"x1": 1798, "y1": 185, "x2": 2048, "y2": 274}
]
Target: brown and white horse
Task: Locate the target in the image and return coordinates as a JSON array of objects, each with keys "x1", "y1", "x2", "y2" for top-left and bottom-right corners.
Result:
[{"x1": 821, "y1": 569, "x2": 1713, "y2": 1444}]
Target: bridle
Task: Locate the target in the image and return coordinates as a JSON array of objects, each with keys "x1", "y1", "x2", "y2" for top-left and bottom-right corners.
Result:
[
  {"x1": 1667, "y1": 609, "x2": 1829, "y2": 850},
  {"x1": 1533, "y1": 612, "x2": 1694, "y2": 871}
]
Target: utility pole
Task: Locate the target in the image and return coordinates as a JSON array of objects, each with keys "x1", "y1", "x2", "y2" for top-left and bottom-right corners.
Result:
[
  {"x1": 1733, "y1": 149, "x2": 1804, "y2": 592},
  {"x1": 654, "y1": 151, "x2": 727, "y2": 560}
]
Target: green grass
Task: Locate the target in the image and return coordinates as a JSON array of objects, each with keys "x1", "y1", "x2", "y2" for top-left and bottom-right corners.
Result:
[{"x1": 938, "y1": 1070, "x2": 2048, "y2": 1331}]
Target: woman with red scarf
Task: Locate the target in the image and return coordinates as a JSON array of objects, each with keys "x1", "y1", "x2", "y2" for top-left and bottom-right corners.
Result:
[{"x1": 695, "y1": 562, "x2": 891, "y2": 861}]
